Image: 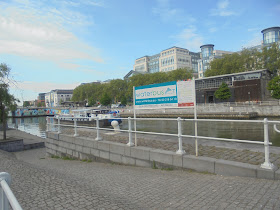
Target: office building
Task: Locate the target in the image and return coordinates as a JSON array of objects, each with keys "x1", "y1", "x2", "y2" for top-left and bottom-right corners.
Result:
[
  {"x1": 133, "y1": 46, "x2": 200, "y2": 75},
  {"x1": 197, "y1": 45, "x2": 232, "y2": 78},
  {"x1": 45, "y1": 89, "x2": 73, "y2": 107}
]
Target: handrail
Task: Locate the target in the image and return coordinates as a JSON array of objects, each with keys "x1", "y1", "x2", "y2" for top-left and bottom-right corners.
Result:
[
  {"x1": 46, "y1": 116, "x2": 278, "y2": 170},
  {"x1": 0, "y1": 172, "x2": 22, "y2": 210}
]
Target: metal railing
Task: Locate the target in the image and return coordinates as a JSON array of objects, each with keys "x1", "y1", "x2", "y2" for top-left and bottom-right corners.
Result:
[
  {"x1": 0, "y1": 172, "x2": 22, "y2": 210},
  {"x1": 46, "y1": 116, "x2": 280, "y2": 170}
]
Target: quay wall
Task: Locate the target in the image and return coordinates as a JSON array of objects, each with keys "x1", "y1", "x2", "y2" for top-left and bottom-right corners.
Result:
[
  {"x1": 121, "y1": 104, "x2": 280, "y2": 118},
  {"x1": 45, "y1": 132, "x2": 280, "y2": 180}
]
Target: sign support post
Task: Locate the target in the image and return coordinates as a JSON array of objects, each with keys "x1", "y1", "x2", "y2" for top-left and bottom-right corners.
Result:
[{"x1": 133, "y1": 86, "x2": 137, "y2": 146}]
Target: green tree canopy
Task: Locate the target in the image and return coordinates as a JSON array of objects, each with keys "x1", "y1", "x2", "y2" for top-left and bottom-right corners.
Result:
[
  {"x1": 214, "y1": 82, "x2": 231, "y2": 101},
  {"x1": 72, "y1": 68, "x2": 193, "y2": 106},
  {"x1": 23, "y1": 101, "x2": 30, "y2": 107},
  {"x1": 267, "y1": 76, "x2": 280, "y2": 99},
  {"x1": 0, "y1": 63, "x2": 18, "y2": 140},
  {"x1": 100, "y1": 92, "x2": 111, "y2": 106},
  {"x1": 205, "y1": 43, "x2": 280, "y2": 77}
]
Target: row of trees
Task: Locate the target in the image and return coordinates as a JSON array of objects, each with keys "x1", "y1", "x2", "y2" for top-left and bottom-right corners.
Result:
[
  {"x1": 72, "y1": 68, "x2": 193, "y2": 106},
  {"x1": 205, "y1": 43, "x2": 280, "y2": 77}
]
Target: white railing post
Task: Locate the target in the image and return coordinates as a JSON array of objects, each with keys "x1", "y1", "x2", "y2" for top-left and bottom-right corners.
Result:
[
  {"x1": 127, "y1": 117, "x2": 134, "y2": 146},
  {"x1": 261, "y1": 118, "x2": 275, "y2": 170},
  {"x1": 0, "y1": 172, "x2": 10, "y2": 210},
  {"x1": 73, "y1": 118, "x2": 79, "y2": 137},
  {"x1": 95, "y1": 118, "x2": 102, "y2": 141},
  {"x1": 57, "y1": 117, "x2": 61, "y2": 134},
  {"x1": 176, "y1": 117, "x2": 185, "y2": 155},
  {"x1": 46, "y1": 117, "x2": 49, "y2": 132},
  {"x1": 0, "y1": 172, "x2": 22, "y2": 210}
]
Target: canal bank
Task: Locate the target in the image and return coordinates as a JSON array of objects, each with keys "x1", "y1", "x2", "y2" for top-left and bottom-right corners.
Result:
[
  {"x1": 121, "y1": 103, "x2": 280, "y2": 118},
  {"x1": 44, "y1": 127, "x2": 280, "y2": 180}
]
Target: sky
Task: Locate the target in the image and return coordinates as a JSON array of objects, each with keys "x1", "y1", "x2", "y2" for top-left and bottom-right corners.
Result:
[{"x1": 0, "y1": 0, "x2": 279, "y2": 104}]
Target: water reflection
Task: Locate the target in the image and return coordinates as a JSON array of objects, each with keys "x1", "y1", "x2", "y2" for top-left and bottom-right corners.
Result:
[
  {"x1": 7, "y1": 117, "x2": 280, "y2": 146},
  {"x1": 8, "y1": 117, "x2": 47, "y2": 138}
]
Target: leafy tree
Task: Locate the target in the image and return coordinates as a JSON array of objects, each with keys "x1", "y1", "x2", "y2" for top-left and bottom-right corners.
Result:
[
  {"x1": 23, "y1": 101, "x2": 30, "y2": 107},
  {"x1": 100, "y1": 92, "x2": 111, "y2": 106},
  {"x1": 267, "y1": 76, "x2": 280, "y2": 99},
  {"x1": 0, "y1": 63, "x2": 18, "y2": 140},
  {"x1": 120, "y1": 96, "x2": 127, "y2": 105},
  {"x1": 205, "y1": 43, "x2": 280, "y2": 77},
  {"x1": 214, "y1": 82, "x2": 231, "y2": 101}
]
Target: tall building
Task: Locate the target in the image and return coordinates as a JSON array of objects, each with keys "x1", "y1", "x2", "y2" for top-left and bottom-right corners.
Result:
[
  {"x1": 45, "y1": 89, "x2": 73, "y2": 107},
  {"x1": 261, "y1": 26, "x2": 280, "y2": 45},
  {"x1": 133, "y1": 46, "x2": 200, "y2": 75},
  {"x1": 197, "y1": 44, "x2": 232, "y2": 78}
]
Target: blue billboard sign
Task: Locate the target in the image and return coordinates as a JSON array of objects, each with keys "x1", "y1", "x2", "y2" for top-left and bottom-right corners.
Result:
[{"x1": 134, "y1": 80, "x2": 195, "y2": 109}]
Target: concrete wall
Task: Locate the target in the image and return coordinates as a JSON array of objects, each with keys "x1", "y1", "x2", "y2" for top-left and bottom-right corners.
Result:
[
  {"x1": 45, "y1": 132, "x2": 280, "y2": 180},
  {"x1": 122, "y1": 103, "x2": 280, "y2": 117}
]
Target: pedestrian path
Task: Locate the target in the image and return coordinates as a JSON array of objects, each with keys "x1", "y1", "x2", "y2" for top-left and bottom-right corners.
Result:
[{"x1": 1, "y1": 148, "x2": 279, "y2": 209}]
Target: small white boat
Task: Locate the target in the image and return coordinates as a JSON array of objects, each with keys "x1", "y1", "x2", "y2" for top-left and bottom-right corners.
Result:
[{"x1": 55, "y1": 109, "x2": 122, "y2": 127}]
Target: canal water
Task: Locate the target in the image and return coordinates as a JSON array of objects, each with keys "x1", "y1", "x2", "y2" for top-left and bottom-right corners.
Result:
[{"x1": 7, "y1": 116, "x2": 280, "y2": 146}]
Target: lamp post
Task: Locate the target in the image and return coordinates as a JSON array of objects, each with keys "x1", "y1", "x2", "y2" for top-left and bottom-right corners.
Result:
[{"x1": 248, "y1": 92, "x2": 251, "y2": 105}]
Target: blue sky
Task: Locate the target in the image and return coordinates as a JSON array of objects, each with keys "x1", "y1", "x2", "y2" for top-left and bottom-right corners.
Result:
[{"x1": 0, "y1": 0, "x2": 279, "y2": 103}]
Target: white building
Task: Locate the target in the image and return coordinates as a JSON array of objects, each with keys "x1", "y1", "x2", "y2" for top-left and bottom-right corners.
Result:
[
  {"x1": 133, "y1": 46, "x2": 200, "y2": 75},
  {"x1": 45, "y1": 89, "x2": 73, "y2": 107}
]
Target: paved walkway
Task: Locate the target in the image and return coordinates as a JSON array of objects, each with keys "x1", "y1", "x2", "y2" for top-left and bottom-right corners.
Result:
[{"x1": 0, "y1": 148, "x2": 280, "y2": 209}]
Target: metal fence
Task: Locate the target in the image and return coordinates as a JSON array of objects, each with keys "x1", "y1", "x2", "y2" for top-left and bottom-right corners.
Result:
[
  {"x1": 46, "y1": 116, "x2": 280, "y2": 171},
  {"x1": 0, "y1": 172, "x2": 22, "y2": 210}
]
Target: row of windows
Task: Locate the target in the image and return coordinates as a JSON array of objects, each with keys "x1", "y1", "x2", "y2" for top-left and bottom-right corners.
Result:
[
  {"x1": 135, "y1": 64, "x2": 145, "y2": 71},
  {"x1": 177, "y1": 49, "x2": 189, "y2": 54},
  {"x1": 161, "y1": 56, "x2": 174, "y2": 66},
  {"x1": 136, "y1": 58, "x2": 146, "y2": 64},
  {"x1": 161, "y1": 49, "x2": 174, "y2": 56},
  {"x1": 178, "y1": 58, "x2": 190, "y2": 63},
  {"x1": 149, "y1": 68, "x2": 159, "y2": 73},
  {"x1": 148, "y1": 61, "x2": 159, "y2": 66},
  {"x1": 161, "y1": 66, "x2": 175, "y2": 72},
  {"x1": 196, "y1": 78, "x2": 232, "y2": 89}
]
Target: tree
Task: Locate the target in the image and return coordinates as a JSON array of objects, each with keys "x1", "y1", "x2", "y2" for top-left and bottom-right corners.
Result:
[
  {"x1": 120, "y1": 96, "x2": 127, "y2": 105},
  {"x1": 23, "y1": 101, "x2": 30, "y2": 107},
  {"x1": 214, "y1": 82, "x2": 231, "y2": 101},
  {"x1": 267, "y1": 76, "x2": 280, "y2": 99},
  {"x1": 100, "y1": 92, "x2": 111, "y2": 106},
  {"x1": 0, "y1": 63, "x2": 18, "y2": 140}
]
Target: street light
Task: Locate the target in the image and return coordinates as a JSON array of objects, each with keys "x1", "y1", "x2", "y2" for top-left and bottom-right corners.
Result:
[{"x1": 248, "y1": 92, "x2": 251, "y2": 105}]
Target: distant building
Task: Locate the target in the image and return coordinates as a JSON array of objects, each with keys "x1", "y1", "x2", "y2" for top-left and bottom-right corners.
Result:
[
  {"x1": 45, "y1": 89, "x2": 73, "y2": 107},
  {"x1": 133, "y1": 46, "x2": 200, "y2": 76},
  {"x1": 261, "y1": 26, "x2": 280, "y2": 45},
  {"x1": 195, "y1": 69, "x2": 273, "y2": 103},
  {"x1": 197, "y1": 44, "x2": 233, "y2": 78}
]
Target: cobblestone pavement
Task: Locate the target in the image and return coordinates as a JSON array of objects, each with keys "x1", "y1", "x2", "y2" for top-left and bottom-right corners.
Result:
[
  {"x1": 59, "y1": 127, "x2": 280, "y2": 168},
  {"x1": 0, "y1": 148, "x2": 279, "y2": 210}
]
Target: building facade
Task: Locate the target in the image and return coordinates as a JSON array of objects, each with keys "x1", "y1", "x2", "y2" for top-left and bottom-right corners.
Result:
[
  {"x1": 45, "y1": 89, "x2": 73, "y2": 107},
  {"x1": 195, "y1": 69, "x2": 273, "y2": 103},
  {"x1": 197, "y1": 44, "x2": 233, "y2": 79},
  {"x1": 133, "y1": 46, "x2": 200, "y2": 75}
]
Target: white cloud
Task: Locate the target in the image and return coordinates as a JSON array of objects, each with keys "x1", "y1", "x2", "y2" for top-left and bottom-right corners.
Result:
[
  {"x1": 173, "y1": 27, "x2": 203, "y2": 52},
  {"x1": 210, "y1": 0, "x2": 237, "y2": 17},
  {"x1": 0, "y1": 0, "x2": 104, "y2": 72},
  {"x1": 152, "y1": 0, "x2": 196, "y2": 25}
]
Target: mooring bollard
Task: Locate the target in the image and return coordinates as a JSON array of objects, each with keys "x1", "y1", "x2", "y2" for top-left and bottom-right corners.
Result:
[
  {"x1": 176, "y1": 117, "x2": 185, "y2": 155},
  {"x1": 111, "y1": 120, "x2": 120, "y2": 133},
  {"x1": 127, "y1": 117, "x2": 134, "y2": 147}
]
